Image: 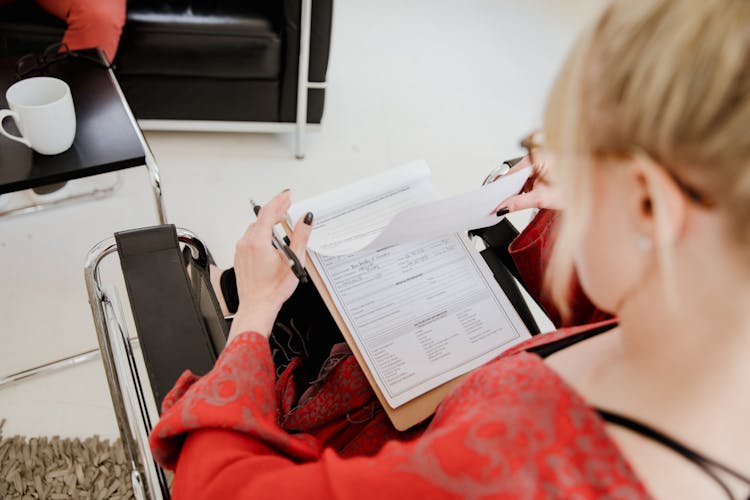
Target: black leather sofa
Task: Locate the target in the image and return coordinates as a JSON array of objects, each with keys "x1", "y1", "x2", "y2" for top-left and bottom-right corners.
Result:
[{"x1": 0, "y1": 0, "x2": 333, "y2": 155}]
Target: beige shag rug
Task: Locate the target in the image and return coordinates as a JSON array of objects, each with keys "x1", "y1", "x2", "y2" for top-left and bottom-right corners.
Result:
[{"x1": 0, "y1": 419, "x2": 135, "y2": 499}]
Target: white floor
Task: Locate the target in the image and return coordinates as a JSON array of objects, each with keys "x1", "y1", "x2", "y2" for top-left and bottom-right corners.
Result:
[{"x1": 0, "y1": 0, "x2": 602, "y2": 439}]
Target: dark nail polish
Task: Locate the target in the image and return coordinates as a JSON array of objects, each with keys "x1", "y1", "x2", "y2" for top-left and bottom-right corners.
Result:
[
  {"x1": 282, "y1": 188, "x2": 291, "y2": 192},
  {"x1": 304, "y1": 212, "x2": 314, "y2": 225},
  {"x1": 496, "y1": 208, "x2": 509, "y2": 217},
  {"x1": 253, "y1": 205, "x2": 261, "y2": 216}
]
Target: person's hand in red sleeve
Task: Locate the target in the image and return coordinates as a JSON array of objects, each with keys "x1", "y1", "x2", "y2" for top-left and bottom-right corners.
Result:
[
  {"x1": 493, "y1": 153, "x2": 561, "y2": 214},
  {"x1": 227, "y1": 190, "x2": 314, "y2": 342}
]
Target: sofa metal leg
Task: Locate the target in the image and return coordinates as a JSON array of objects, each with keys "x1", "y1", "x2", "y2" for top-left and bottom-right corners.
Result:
[
  {"x1": 295, "y1": 125, "x2": 305, "y2": 160},
  {"x1": 295, "y1": 0, "x2": 313, "y2": 160}
]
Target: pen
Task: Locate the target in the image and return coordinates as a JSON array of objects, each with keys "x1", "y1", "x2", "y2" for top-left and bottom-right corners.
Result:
[{"x1": 250, "y1": 199, "x2": 308, "y2": 284}]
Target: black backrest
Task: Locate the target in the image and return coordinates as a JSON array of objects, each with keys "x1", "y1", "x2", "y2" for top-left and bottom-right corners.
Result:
[
  {"x1": 0, "y1": 1, "x2": 63, "y2": 56},
  {"x1": 474, "y1": 218, "x2": 541, "y2": 335},
  {"x1": 115, "y1": 224, "x2": 227, "y2": 410}
]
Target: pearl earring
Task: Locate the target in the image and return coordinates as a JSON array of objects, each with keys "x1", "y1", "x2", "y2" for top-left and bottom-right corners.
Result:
[{"x1": 636, "y1": 235, "x2": 652, "y2": 251}]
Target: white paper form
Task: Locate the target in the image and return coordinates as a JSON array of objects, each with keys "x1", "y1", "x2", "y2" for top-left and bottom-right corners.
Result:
[
  {"x1": 311, "y1": 234, "x2": 531, "y2": 407},
  {"x1": 288, "y1": 160, "x2": 438, "y2": 255},
  {"x1": 287, "y1": 160, "x2": 531, "y2": 256},
  {"x1": 287, "y1": 161, "x2": 532, "y2": 408}
]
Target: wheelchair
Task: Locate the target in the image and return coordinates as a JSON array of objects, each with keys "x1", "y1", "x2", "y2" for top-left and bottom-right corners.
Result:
[{"x1": 85, "y1": 176, "x2": 542, "y2": 500}]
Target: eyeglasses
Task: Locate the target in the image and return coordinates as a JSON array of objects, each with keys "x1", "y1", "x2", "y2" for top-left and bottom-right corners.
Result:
[
  {"x1": 15, "y1": 43, "x2": 112, "y2": 80},
  {"x1": 520, "y1": 130, "x2": 545, "y2": 167},
  {"x1": 519, "y1": 129, "x2": 715, "y2": 209}
]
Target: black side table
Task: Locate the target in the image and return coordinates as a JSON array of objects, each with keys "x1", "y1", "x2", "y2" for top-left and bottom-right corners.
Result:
[
  {"x1": 0, "y1": 49, "x2": 166, "y2": 222},
  {"x1": 0, "y1": 50, "x2": 167, "y2": 393}
]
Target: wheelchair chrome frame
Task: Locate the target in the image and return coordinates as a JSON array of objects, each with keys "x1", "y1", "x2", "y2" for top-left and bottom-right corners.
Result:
[{"x1": 83, "y1": 228, "x2": 208, "y2": 500}]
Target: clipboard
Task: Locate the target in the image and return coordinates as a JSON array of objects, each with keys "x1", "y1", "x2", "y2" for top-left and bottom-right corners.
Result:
[{"x1": 283, "y1": 221, "x2": 467, "y2": 431}]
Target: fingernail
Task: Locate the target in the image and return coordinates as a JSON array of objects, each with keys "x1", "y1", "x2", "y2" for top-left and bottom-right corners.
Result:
[
  {"x1": 304, "y1": 212, "x2": 314, "y2": 225},
  {"x1": 282, "y1": 188, "x2": 291, "y2": 193},
  {"x1": 496, "y1": 208, "x2": 509, "y2": 217},
  {"x1": 253, "y1": 205, "x2": 261, "y2": 216}
]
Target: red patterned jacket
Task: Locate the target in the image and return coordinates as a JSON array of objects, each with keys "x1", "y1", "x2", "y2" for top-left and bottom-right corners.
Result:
[{"x1": 149, "y1": 210, "x2": 649, "y2": 499}]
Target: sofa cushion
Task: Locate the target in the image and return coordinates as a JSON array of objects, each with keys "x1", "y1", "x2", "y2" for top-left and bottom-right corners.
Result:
[
  {"x1": 120, "y1": 76, "x2": 279, "y2": 121},
  {"x1": 116, "y1": 1, "x2": 283, "y2": 80},
  {"x1": 0, "y1": 1, "x2": 283, "y2": 80},
  {"x1": 0, "y1": 1, "x2": 65, "y2": 55}
]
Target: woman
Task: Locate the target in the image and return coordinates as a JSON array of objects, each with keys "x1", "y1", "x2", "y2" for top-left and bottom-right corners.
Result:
[{"x1": 150, "y1": 0, "x2": 750, "y2": 498}]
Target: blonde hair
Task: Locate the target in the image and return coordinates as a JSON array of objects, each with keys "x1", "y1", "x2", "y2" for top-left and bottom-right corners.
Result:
[{"x1": 544, "y1": 0, "x2": 750, "y2": 317}]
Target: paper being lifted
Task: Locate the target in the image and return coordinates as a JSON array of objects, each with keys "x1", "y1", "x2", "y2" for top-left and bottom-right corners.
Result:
[
  {"x1": 287, "y1": 161, "x2": 532, "y2": 409},
  {"x1": 287, "y1": 159, "x2": 531, "y2": 256}
]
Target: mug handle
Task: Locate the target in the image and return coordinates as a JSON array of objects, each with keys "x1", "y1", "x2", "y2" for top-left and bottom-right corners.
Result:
[{"x1": 0, "y1": 109, "x2": 32, "y2": 148}]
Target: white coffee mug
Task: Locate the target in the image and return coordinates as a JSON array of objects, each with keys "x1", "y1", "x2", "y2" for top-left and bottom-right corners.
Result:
[{"x1": 0, "y1": 77, "x2": 76, "y2": 155}]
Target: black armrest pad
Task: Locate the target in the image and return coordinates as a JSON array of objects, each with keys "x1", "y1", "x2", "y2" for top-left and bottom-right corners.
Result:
[{"x1": 115, "y1": 224, "x2": 220, "y2": 410}]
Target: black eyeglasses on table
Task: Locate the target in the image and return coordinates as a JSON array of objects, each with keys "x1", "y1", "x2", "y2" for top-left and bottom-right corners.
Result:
[{"x1": 15, "y1": 42, "x2": 113, "y2": 81}]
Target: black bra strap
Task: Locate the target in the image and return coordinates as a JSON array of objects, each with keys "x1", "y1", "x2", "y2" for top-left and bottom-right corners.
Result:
[
  {"x1": 527, "y1": 322, "x2": 617, "y2": 359},
  {"x1": 596, "y1": 408, "x2": 750, "y2": 499},
  {"x1": 525, "y1": 325, "x2": 749, "y2": 498}
]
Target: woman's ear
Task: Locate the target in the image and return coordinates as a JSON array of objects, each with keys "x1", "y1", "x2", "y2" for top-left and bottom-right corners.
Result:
[{"x1": 628, "y1": 154, "x2": 687, "y2": 248}]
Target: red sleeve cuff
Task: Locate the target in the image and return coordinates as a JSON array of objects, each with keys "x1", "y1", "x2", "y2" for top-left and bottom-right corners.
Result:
[{"x1": 149, "y1": 331, "x2": 319, "y2": 469}]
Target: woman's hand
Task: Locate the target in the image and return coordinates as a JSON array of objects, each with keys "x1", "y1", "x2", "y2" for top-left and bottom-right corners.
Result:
[
  {"x1": 227, "y1": 190, "x2": 313, "y2": 342},
  {"x1": 493, "y1": 154, "x2": 562, "y2": 213}
]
